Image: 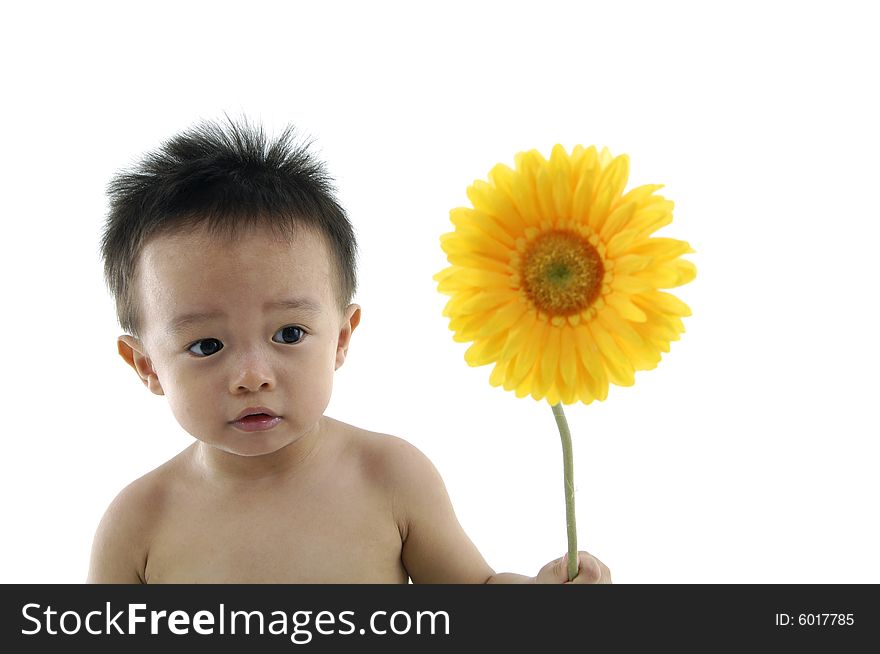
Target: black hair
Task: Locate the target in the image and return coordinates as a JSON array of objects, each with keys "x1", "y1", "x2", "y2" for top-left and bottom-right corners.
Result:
[{"x1": 100, "y1": 114, "x2": 357, "y2": 336}]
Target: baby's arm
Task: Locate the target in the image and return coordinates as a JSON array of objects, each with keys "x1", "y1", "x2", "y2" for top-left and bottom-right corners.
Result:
[
  {"x1": 382, "y1": 437, "x2": 506, "y2": 583},
  {"x1": 87, "y1": 482, "x2": 151, "y2": 583},
  {"x1": 383, "y1": 437, "x2": 611, "y2": 584}
]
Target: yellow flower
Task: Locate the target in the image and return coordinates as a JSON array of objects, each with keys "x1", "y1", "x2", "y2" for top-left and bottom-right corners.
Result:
[{"x1": 434, "y1": 145, "x2": 696, "y2": 406}]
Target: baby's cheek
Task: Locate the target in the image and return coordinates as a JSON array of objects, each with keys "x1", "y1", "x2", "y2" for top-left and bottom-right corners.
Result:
[
  {"x1": 298, "y1": 367, "x2": 334, "y2": 420},
  {"x1": 166, "y1": 394, "x2": 199, "y2": 432},
  {"x1": 161, "y1": 373, "x2": 211, "y2": 430}
]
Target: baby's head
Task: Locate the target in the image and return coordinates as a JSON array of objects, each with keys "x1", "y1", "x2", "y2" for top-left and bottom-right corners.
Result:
[{"x1": 100, "y1": 116, "x2": 361, "y2": 458}]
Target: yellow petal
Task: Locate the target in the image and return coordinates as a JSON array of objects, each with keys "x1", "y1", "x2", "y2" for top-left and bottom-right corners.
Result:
[
  {"x1": 669, "y1": 259, "x2": 697, "y2": 287},
  {"x1": 513, "y1": 318, "x2": 549, "y2": 382},
  {"x1": 571, "y1": 154, "x2": 598, "y2": 223},
  {"x1": 538, "y1": 326, "x2": 562, "y2": 399},
  {"x1": 619, "y1": 183, "x2": 665, "y2": 207},
  {"x1": 450, "y1": 207, "x2": 517, "y2": 248},
  {"x1": 611, "y1": 274, "x2": 654, "y2": 294},
  {"x1": 605, "y1": 291, "x2": 648, "y2": 322},
  {"x1": 534, "y1": 161, "x2": 556, "y2": 222},
  {"x1": 436, "y1": 267, "x2": 512, "y2": 292},
  {"x1": 628, "y1": 203, "x2": 674, "y2": 238},
  {"x1": 629, "y1": 237, "x2": 695, "y2": 261},
  {"x1": 599, "y1": 200, "x2": 638, "y2": 241},
  {"x1": 457, "y1": 289, "x2": 517, "y2": 315},
  {"x1": 445, "y1": 252, "x2": 511, "y2": 274},
  {"x1": 595, "y1": 306, "x2": 644, "y2": 344},
  {"x1": 572, "y1": 145, "x2": 599, "y2": 178},
  {"x1": 442, "y1": 288, "x2": 481, "y2": 317},
  {"x1": 507, "y1": 159, "x2": 543, "y2": 228},
  {"x1": 474, "y1": 300, "x2": 527, "y2": 340},
  {"x1": 489, "y1": 359, "x2": 512, "y2": 391},
  {"x1": 613, "y1": 331, "x2": 661, "y2": 371},
  {"x1": 574, "y1": 325, "x2": 608, "y2": 399},
  {"x1": 441, "y1": 230, "x2": 511, "y2": 264},
  {"x1": 514, "y1": 149, "x2": 547, "y2": 185},
  {"x1": 589, "y1": 154, "x2": 630, "y2": 232},
  {"x1": 506, "y1": 183, "x2": 542, "y2": 229},
  {"x1": 636, "y1": 291, "x2": 692, "y2": 317},
  {"x1": 487, "y1": 164, "x2": 530, "y2": 235},
  {"x1": 611, "y1": 254, "x2": 653, "y2": 275},
  {"x1": 569, "y1": 144, "x2": 585, "y2": 168},
  {"x1": 559, "y1": 379, "x2": 578, "y2": 405},
  {"x1": 629, "y1": 303, "x2": 681, "y2": 342},
  {"x1": 500, "y1": 310, "x2": 537, "y2": 362},
  {"x1": 435, "y1": 267, "x2": 491, "y2": 294},
  {"x1": 466, "y1": 179, "x2": 521, "y2": 230},
  {"x1": 454, "y1": 228, "x2": 512, "y2": 260},
  {"x1": 641, "y1": 334, "x2": 672, "y2": 353},
  {"x1": 498, "y1": 355, "x2": 521, "y2": 391},
  {"x1": 550, "y1": 144, "x2": 573, "y2": 219},
  {"x1": 502, "y1": 350, "x2": 526, "y2": 390},
  {"x1": 489, "y1": 359, "x2": 506, "y2": 387},
  {"x1": 588, "y1": 321, "x2": 635, "y2": 386},
  {"x1": 559, "y1": 326, "x2": 578, "y2": 388},
  {"x1": 606, "y1": 228, "x2": 641, "y2": 258},
  {"x1": 630, "y1": 305, "x2": 680, "y2": 345},
  {"x1": 571, "y1": 175, "x2": 593, "y2": 225},
  {"x1": 515, "y1": 367, "x2": 536, "y2": 398},
  {"x1": 576, "y1": 365, "x2": 599, "y2": 404},
  {"x1": 433, "y1": 265, "x2": 458, "y2": 289},
  {"x1": 633, "y1": 266, "x2": 680, "y2": 289},
  {"x1": 449, "y1": 312, "x2": 490, "y2": 339},
  {"x1": 464, "y1": 330, "x2": 507, "y2": 366}
]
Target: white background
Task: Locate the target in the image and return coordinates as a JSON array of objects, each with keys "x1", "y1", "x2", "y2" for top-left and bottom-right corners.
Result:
[{"x1": 1, "y1": 0, "x2": 877, "y2": 584}]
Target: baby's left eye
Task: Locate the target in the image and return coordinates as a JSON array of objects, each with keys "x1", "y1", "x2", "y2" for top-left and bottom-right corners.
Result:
[{"x1": 272, "y1": 325, "x2": 305, "y2": 345}]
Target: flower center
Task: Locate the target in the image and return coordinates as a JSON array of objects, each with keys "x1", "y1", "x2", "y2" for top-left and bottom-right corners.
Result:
[{"x1": 520, "y1": 230, "x2": 604, "y2": 316}]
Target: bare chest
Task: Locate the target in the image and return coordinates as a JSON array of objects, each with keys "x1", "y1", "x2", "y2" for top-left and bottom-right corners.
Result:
[{"x1": 143, "y1": 476, "x2": 406, "y2": 583}]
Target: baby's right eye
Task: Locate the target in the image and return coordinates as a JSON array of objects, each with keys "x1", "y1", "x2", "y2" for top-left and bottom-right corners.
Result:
[{"x1": 188, "y1": 338, "x2": 224, "y2": 357}]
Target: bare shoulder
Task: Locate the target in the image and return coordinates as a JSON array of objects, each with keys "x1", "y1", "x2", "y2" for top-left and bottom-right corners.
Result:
[
  {"x1": 335, "y1": 419, "x2": 442, "y2": 492},
  {"x1": 87, "y1": 453, "x2": 182, "y2": 583},
  {"x1": 331, "y1": 420, "x2": 449, "y2": 535},
  {"x1": 331, "y1": 420, "x2": 492, "y2": 583}
]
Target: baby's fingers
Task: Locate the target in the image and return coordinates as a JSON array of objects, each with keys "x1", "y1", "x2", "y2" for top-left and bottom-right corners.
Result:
[
  {"x1": 534, "y1": 551, "x2": 611, "y2": 584},
  {"x1": 535, "y1": 554, "x2": 571, "y2": 584},
  {"x1": 568, "y1": 552, "x2": 612, "y2": 584}
]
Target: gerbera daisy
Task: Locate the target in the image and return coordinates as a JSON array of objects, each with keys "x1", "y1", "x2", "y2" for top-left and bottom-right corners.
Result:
[{"x1": 434, "y1": 145, "x2": 696, "y2": 406}]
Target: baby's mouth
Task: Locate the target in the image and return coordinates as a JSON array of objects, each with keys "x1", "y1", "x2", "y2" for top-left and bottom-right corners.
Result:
[
  {"x1": 238, "y1": 413, "x2": 273, "y2": 423},
  {"x1": 230, "y1": 409, "x2": 283, "y2": 432}
]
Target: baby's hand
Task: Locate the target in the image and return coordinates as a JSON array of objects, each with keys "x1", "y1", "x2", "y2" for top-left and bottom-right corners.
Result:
[{"x1": 535, "y1": 551, "x2": 611, "y2": 584}]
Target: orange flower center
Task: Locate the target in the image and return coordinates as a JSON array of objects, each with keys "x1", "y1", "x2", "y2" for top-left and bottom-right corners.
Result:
[{"x1": 520, "y1": 230, "x2": 604, "y2": 316}]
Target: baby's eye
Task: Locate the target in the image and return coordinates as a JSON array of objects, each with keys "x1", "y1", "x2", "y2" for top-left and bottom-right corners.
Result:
[
  {"x1": 272, "y1": 325, "x2": 305, "y2": 345},
  {"x1": 188, "y1": 338, "x2": 224, "y2": 357}
]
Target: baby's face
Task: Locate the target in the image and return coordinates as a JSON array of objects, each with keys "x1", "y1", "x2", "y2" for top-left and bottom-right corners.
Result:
[{"x1": 127, "y1": 224, "x2": 359, "y2": 457}]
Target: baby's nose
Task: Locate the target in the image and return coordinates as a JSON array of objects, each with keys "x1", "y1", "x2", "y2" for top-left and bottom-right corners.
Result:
[{"x1": 230, "y1": 352, "x2": 276, "y2": 393}]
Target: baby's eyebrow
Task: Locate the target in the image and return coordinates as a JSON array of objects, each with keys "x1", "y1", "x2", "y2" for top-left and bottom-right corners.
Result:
[
  {"x1": 168, "y1": 298, "x2": 323, "y2": 335},
  {"x1": 168, "y1": 310, "x2": 224, "y2": 335},
  {"x1": 264, "y1": 297, "x2": 323, "y2": 316}
]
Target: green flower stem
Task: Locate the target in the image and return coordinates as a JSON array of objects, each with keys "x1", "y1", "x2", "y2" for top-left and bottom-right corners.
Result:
[{"x1": 551, "y1": 402, "x2": 578, "y2": 582}]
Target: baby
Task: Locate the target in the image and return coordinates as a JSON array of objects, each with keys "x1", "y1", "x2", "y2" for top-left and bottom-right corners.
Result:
[{"x1": 87, "y1": 117, "x2": 611, "y2": 584}]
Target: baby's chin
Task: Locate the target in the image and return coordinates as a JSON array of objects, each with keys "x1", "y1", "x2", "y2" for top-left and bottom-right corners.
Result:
[
  {"x1": 212, "y1": 432, "x2": 304, "y2": 458},
  {"x1": 182, "y1": 415, "x2": 328, "y2": 467},
  {"x1": 187, "y1": 424, "x2": 308, "y2": 460}
]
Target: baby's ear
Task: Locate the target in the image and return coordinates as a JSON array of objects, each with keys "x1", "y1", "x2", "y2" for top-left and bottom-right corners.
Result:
[
  {"x1": 335, "y1": 304, "x2": 362, "y2": 370},
  {"x1": 117, "y1": 335, "x2": 164, "y2": 396}
]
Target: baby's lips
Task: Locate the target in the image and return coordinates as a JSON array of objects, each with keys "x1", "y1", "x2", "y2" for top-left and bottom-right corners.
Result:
[{"x1": 230, "y1": 406, "x2": 280, "y2": 422}]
